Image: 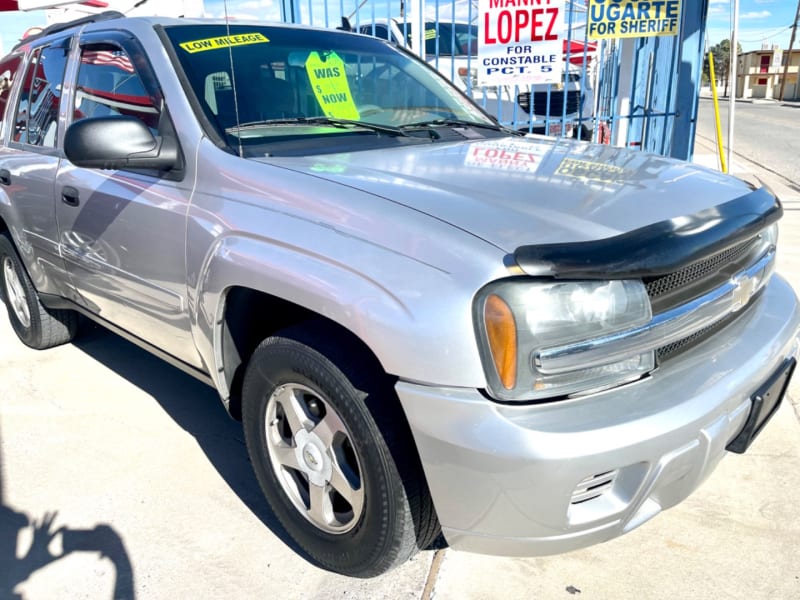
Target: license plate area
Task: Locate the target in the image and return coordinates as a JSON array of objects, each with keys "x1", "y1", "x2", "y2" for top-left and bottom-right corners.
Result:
[{"x1": 727, "y1": 358, "x2": 796, "y2": 454}]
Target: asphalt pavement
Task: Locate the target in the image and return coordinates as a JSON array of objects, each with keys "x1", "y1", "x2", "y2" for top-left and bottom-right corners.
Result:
[{"x1": 1, "y1": 140, "x2": 799, "y2": 599}]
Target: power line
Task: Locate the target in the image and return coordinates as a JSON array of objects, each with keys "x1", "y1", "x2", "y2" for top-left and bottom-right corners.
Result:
[{"x1": 738, "y1": 24, "x2": 793, "y2": 43}]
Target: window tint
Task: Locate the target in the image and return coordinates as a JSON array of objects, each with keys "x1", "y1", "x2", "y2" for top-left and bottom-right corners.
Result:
[
  {"x1": 359, "y1": 24, "x2": 390, "y2": 41},
  {"x1": 13, "y1": 48, "x2": 40, "y2": 143},
  {"x1": 13, "y1": 43, "x2": 68, "y2": 146},
  {"x1": 398, "y1": 23, "x2": 479, "y2": 56},
  {"x1": 423, "y1": 23, "x2": 478, "y2": 56},
  {"x1": 0, "y1": 54, "x2": 23, "y2": 133},
  {"x1": 73, "y1": 44, "x2": 160, "y2": 134}
]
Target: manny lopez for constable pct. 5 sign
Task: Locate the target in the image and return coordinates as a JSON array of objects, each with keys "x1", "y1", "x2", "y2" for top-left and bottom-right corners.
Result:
[
  {"x1": 587, "y1": 0, "x2": 681, "y2": 40},
  {"x1": 477, "y1": 0, "x2": 565, "y2": 87}
]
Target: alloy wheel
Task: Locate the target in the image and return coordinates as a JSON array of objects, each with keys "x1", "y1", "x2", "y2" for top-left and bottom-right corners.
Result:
[
  {"x1": 3, "y1": 256, "x2": 31, "y2": 328},
  {"x1": 264, "y1": 383, "x2": 365, "y2": 534}
]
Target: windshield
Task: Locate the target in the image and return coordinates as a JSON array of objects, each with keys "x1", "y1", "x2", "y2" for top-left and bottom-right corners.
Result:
[{"x1": 164, "y1": 24, "x2": 495, "y2": 155}]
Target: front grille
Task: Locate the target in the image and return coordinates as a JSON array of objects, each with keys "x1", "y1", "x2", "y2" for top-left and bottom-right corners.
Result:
[
  {"x1": 516, "y1": 90, "x2": 581, "y2": 116},
  {"x1": 648, "y1": 234, "x2": 767, "y2": 362},
  {"x1": 656, "y1": 313, "x2": 739, "y2": 362},
  {"x1": 644, "y1": 237, "x2": 759, "y2": 300}
]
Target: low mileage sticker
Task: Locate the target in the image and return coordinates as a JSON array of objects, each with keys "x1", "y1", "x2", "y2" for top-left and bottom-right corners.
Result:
[{"x1": 179, "y1": 32, "x2": 270, "y2": 53}]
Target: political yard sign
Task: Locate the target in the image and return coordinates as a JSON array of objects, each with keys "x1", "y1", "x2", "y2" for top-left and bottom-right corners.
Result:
[
  {"x1": 588, "y1": 0, "x2": 681, "y2": 40},
  {"x1": 478, "y1": 0, "x2": 565, "y2": 87}
]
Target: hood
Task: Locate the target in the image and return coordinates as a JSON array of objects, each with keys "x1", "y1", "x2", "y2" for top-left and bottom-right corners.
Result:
[{"x1": 260, "y1": 135, "x2": 755, "y2": 254}]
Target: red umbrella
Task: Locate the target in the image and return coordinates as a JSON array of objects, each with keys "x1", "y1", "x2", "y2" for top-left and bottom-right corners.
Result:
[{"x1": 563, "y1": 38, "x2": 597, "y2": 65}]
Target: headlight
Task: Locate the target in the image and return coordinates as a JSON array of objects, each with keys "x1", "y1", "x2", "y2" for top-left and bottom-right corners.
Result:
[
  {"x1": 474, "y1": 278, "x2": 654, "y2": 401},
  {"x1": 762, "y1": 222, "x2": 778, "y2": 249}
]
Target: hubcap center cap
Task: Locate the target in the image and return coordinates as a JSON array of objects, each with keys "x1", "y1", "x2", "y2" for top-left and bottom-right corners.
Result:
[
  {"x1": 302, "y1": 444, "x2": 323, "y2": 471},
  {"x1": 293, "y1": 429, "x2": 332, "y2": 486}
]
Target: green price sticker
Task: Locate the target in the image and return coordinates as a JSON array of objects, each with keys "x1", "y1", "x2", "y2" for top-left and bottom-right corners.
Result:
[{"x1": 306, "y1": 51, "x2": 360, "y2": 120}]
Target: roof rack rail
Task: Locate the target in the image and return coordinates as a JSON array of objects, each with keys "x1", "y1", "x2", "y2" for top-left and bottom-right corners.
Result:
[{"x1": 12, "y1": 10, "x2": 125, "y2": 51}]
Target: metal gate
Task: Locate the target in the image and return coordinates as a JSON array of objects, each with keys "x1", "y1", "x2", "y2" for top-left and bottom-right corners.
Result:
[{"x1": 279, "y1": 0, "x2": 708, "y2": 160}]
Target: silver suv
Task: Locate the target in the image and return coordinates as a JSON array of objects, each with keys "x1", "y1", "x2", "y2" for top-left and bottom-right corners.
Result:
[{"x1": 1, "y1": 12, "x2": 798, "y2": 578}]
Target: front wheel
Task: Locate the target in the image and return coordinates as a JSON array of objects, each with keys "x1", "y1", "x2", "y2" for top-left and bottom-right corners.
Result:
[
  {"x1": 241, "y1": 326, "x2": 439, "y2": 577},
  {"x1": 0, "y1": 232, "x2": 77, "y2": 349}
]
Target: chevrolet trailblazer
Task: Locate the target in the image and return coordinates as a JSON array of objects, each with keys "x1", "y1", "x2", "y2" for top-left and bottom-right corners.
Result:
[{"x1": 0, "y1": 12, "x2": 797, "y2": 578}]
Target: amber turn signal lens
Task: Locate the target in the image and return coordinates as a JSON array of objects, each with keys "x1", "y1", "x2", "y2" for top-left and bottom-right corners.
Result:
[{"x1": 484, "y1": 294, "x2": 517, "y2": 389}]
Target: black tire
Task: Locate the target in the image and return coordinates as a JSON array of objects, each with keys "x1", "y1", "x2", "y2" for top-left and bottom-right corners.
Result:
[
  {"x1": 241, "y1": 324, "x2": 439, "y2": 577},
  {"x1": 0, "y1": 231, "x2": 78, "y2": 349}
]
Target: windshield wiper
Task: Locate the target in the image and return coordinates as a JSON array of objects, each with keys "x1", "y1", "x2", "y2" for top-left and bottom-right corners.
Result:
[
  {"x1": 229, "y1": 117, "x2": 408, "y2": 137},
  {"x1": 399, "y1": 118, "x2": 504, "y2": 131}
]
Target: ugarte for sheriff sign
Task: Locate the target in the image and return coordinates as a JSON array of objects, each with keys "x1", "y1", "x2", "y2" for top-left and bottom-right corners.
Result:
[
  {"x1": 587, "y1": 0, "x2": 681, "y2": 40},
  {"x1": 478, "y1": 0, "x2": 565, "y2": 87}
]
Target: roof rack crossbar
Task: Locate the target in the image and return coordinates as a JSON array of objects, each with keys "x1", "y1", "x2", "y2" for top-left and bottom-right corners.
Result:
[{"x1": 12, "y1": 10, "x2": 126, "y2": 51}]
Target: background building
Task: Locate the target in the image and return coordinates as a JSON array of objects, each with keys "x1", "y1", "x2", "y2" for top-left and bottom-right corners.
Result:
[{"x1": 736, "y1": 45, "x2": 800, "y2": 100}]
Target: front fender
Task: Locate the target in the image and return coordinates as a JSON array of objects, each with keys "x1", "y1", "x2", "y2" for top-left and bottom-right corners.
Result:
[{"x1": 192, "y1": 229, "x2": 494, "y2": 398}]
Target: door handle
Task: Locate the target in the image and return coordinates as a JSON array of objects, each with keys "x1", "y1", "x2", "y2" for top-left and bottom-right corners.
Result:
[
  {"x1": 0, "y1": 169, "x2": 10, "y2": 186},
  {"x1": 62, "y1": 186, "x2": 80, "y2": 207}
]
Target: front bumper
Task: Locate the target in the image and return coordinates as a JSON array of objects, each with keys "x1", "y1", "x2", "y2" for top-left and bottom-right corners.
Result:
[{"x1": 396, "y1": 274, "x2": 800, "y2": 556}]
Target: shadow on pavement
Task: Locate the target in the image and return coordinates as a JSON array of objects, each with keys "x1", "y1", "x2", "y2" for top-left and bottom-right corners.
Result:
[
  {"x1": 70, "y1": 323, "x2": 304, "y2": 557},
  {"x1": 0, "y1": 419, "x2": 135, "y2": 599}
]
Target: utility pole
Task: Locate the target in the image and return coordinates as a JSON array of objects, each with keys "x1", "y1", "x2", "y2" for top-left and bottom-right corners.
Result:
[
  {"x1": 727, "y1": 0, "x2": 739, "y2": 172},
  {"x1": 779, "y1": 0, "x2": 800, "y2": 102}
]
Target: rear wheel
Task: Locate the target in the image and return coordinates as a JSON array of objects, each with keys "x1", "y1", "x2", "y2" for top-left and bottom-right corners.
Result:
[
  {"x1": 0, "y1": 231, "x2": 78, "y2": 349},
  {"x1": 241, "y1": 325, "x2": 439, "y2": 577}
]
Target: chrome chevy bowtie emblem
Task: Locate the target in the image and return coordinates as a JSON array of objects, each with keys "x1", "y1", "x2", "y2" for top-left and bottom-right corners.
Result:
[
  {"x1": 731, "y1": 273, "x2": 757, "y2": 312},
  {"x1": 303, "y1": 446, "x2": 321, "y2": 469}
]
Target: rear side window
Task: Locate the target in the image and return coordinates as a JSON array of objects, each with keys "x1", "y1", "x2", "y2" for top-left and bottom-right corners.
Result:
[
  {"x1": 73, "y1": 44, "x2": 160, "y2": 134},
  {"x1": 12, "y1": 43, "x2": 69, "y2": 147},
  {"x1": 0, "y1": 53, "x2": 23, "y2": 135}
]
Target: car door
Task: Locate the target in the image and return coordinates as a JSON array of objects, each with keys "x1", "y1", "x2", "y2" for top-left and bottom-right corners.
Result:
[
  {"x1": 0, "y1": 38, "x2": 74, "y2": 300},
  {"x1": 55, "y1": 31, "x2": 200, "y2": 367}
]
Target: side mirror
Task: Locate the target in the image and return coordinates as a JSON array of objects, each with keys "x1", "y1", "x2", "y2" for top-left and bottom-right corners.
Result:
[{"x1": 64, "y1": 116, "x2": 179, "y2": 171}]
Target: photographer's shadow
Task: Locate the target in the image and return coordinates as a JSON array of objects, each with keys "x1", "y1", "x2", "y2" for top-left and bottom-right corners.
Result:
[{"x1": 0, "y1": 449, "x2": 134, "y2": 599}]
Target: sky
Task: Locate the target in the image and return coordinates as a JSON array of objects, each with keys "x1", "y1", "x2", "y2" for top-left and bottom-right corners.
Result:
[
  {"x1": 706, "y1": 0, "x2": 797, "y2": 52},
  {"x1": 0, "y1": 9, "x2": 46, "y2": 54},
  {"x1": 1, "y1": 1, "x2": 798, "y2": 56}
]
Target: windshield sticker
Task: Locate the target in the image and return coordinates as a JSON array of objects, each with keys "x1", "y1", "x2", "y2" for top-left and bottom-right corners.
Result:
[
  {"x1": 305, "y1": 51, "x2": 360, "y2": 120},
  {"x1": 555, "y1": 158, "x2": 627, "y2": 183},
  {"x1": 465, "y1": 140, "x2": 550, "y2": 173},
  {"x1": 424, "y1": 28, "x2": 437, "y2": 40},
  {"x1": 179, "y1": 32, "x2": 270, "y2": 54}
]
